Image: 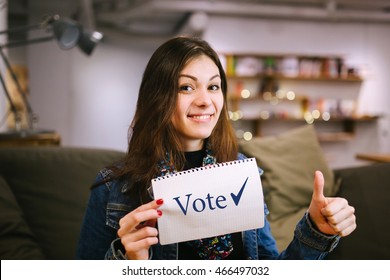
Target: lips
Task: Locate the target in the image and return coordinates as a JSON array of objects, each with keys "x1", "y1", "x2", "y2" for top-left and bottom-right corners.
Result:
[{"x1": 188, "y1": 114, "x2": 213, "y2": 120}]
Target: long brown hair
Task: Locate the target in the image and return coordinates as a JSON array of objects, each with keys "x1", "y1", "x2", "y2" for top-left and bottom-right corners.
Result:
[{"x1": 112, "y1": 36, "x2": 237, "y2": 196}]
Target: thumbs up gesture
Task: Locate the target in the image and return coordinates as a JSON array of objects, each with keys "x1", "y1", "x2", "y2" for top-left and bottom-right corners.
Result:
[{"x1": 308, "y1": 171, "x2": 357, "y2": 237}]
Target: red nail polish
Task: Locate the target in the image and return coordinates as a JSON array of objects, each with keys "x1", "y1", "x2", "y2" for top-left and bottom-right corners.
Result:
[
  {"x1": 156, "y1": 199, "x2": 164, "y2": 205},
  {"x1": 157, "y1": 210, "x2": 162, "y2": 216}
]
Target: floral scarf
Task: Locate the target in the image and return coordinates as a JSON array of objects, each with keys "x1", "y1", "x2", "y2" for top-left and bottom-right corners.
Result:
[{"x1": 155, "y1": 149, "x2": 234, "y2": 260}]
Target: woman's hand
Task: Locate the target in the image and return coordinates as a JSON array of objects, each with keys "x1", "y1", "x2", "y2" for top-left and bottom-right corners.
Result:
[
  {"x1": 308, "y1": 171, "x2": 357, "y2": 237},
  {"x1": 117, "y1": 199, "x2": 163, "y2": 260}
]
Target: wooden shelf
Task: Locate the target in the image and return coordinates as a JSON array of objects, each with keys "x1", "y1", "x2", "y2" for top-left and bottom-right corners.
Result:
[
  {"x1": 226, "y1": 73, "x2": 363, "y2": 82},
  {"x1": 221, "y1": 53, "x2": 363, "y2": 81},
  {"x1": 237, "y1": 115, "x2": 379, "y2": 122},
  {"x1": 318, "y1": 132, "x2": 355, "y2": 142},
  {"x1": 0, "y1": 131, "x2": 61, "y2": 147},
  {"x1": 227, "y1": 95, "x2": 306, "y2": 102},
  {"x1": 356, "y1": 153, "x2": 390, "y2": 163},
  {"x1": 223, "y1": 52, "x2": 373, "y2": 142}
]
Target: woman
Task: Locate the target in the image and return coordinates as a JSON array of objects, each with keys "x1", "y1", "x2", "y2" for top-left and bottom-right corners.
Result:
[{"x1": 76, "y1": 36, "x2": 356, "y2": 260}]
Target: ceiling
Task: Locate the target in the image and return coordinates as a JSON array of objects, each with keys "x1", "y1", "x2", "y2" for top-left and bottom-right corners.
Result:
[{"x1": 6, "y1": 0, "x2": 390, "y2": 40}]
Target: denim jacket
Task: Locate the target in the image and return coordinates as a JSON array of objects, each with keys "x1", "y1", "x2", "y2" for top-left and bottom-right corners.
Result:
[{"x1": 76, "y1": 154, "x2": 340, "y2": 260}]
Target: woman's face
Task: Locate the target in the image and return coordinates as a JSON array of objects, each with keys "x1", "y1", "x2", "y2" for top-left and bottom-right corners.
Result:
[{"x1": 171, "y1": 55, "x2": 224, "y2": 151}]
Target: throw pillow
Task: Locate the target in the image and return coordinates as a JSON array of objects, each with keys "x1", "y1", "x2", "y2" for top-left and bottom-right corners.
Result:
[
  {"x1": 0, "y1": 175, "x2": 45, "y2": 259},
  {"x1": 239, "y1": 125, "x2": 338, "y2": 222}
]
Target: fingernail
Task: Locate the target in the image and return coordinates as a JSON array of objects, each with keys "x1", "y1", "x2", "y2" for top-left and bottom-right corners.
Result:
[
  {"x1": 157, "y1": 210, "x2": 162, "y2": 216},
  {"x1": 156, "y1": 199, "x2": 164, "y2": 205}
]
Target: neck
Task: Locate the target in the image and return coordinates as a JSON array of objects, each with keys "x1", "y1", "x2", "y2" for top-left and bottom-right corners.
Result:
[{"x1": 182, "y1": 139, "x2": 204, "y2": 152}]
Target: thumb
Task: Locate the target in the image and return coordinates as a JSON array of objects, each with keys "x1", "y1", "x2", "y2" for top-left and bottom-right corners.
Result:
[{"x1": 312, "y1": 170, "x2": 327, "y2": 206}]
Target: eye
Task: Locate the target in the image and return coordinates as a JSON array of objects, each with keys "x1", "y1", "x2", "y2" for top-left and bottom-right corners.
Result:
[
  {"x1": 209, "y1": 84, "x2": 220, "y2": 91},
  {"x1": 179, "y1": 85, "x2": 194, "y2": 93}
]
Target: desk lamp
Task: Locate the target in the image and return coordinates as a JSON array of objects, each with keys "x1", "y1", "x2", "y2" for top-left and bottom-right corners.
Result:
[{"x1": 0, "y1": 15, "x2": 103, "y2": 138}]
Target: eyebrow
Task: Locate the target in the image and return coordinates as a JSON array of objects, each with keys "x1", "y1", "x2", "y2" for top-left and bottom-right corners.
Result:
[{"x1": 179, "y1": 74, "x2": 220, "y2": 81}]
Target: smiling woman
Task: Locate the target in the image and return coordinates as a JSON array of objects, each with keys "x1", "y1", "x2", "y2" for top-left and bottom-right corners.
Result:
[
  {"x1": 172, "y1": 55, "x2": 224, "y2": 151},
  {"x1": 76, "y1": 36, "x2": 356, "y2": 260}
]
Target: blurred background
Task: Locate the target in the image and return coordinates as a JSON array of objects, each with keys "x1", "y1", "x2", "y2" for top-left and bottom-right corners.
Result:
[{"x1": 1, "y1": 0, "x2": 389, "y2": 168}]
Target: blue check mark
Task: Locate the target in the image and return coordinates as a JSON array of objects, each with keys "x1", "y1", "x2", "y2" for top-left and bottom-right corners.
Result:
[{"x1": 230, "y1": 177, "x2": 249, "y2": 206}]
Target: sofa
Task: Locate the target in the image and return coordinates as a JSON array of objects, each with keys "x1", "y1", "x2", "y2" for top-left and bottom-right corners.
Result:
[
  {"x1": 0, "y1": 146, "x2": 124, "y2": 259},
  {"x1": 1, "y1": 125, "x2": 389, "y2": 259}
]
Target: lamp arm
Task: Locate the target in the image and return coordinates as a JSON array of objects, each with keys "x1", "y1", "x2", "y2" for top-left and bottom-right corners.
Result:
[
  {"x1": 0, "y1": 46, "x2": 36, "y2": 129},
  {"x1": 0, "y1": 14, "x2": 57, "y2": 36},
  {"x1": 0, "y1": 22, "x2": 43, "y2": 35},
  {"x1": 0, "y1": 71, "x2": 22, "y2": 130},
  {"x1": 1, "y1": 36, "x2": 54, "y2": 49}
]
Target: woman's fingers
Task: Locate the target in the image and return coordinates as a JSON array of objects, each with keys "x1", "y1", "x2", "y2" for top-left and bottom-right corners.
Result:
[
  {"x1": 320, "y1": 197, "x2": 357, "y2": 237},
  {"x1": 134, "y1": 198, "x2": 164, "y2": 213},
  {"x1": 118, "y1": 199, "x2": 163, "y2": 237},
  {"x1": 120, "y1": 227, "x2": 159, "y2": 260},
  {"x1": 117, "y1": 199, "x2": 163, "y2": 259},
  {"x1": 122, "y1": 226, "x2": 159, "y2": 243}
]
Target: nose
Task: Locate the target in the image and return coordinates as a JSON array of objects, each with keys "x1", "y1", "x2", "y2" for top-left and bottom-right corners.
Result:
[{"x1": 194, "y1": 87, "x2": 212, "y2": 106}]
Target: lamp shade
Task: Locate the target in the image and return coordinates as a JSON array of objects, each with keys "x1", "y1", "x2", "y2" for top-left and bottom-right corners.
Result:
[
  {"x1": 51, "y1": 18, "x2": 82, "y2": 49},
  {"x1": 78, "y1": 31, "x2": 103, "y2": 55}
]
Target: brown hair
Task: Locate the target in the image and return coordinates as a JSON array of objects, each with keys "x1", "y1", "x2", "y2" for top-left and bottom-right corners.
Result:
[{"x1": 112, "y1": 36, "x2": 237, "y2": 198}]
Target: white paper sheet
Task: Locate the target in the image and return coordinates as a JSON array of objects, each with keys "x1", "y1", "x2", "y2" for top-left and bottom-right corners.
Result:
[{"x1": 151, "y1": 158, "x2": 264, "y2": 245}]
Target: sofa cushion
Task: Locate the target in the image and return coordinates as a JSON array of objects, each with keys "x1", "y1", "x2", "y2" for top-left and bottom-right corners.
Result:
[
  {"x1": 0, "y1": 147, "x2": 125, "y2": 259},
  {"x1": 239, "y1": 125, "x2": 338, "y2": 251},
  {"x1": 0, "y1": 175, "x2": 45, "y2": 259},
  {"x1": 239, "y1": 125, "x2": 338, "y2": 221}
]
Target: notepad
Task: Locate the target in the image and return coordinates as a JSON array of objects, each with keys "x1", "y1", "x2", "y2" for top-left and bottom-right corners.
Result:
[{"x1": 151, "y1": 158, "x2": 264, "y2": 245}]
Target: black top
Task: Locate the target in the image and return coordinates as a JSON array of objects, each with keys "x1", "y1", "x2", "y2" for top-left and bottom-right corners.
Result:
[{"x1": 178, "y1": 150, "x2": 244, "y2": 260}]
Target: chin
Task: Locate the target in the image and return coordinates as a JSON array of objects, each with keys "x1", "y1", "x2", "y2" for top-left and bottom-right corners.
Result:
[{"x1": 191, "y1": 131, "x2": 213, "y2": 140}]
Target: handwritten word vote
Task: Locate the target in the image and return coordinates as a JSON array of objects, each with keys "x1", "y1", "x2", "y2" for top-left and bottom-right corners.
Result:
[{"x1": 172, "y1": 177, "x2": 249, "y2": 215}]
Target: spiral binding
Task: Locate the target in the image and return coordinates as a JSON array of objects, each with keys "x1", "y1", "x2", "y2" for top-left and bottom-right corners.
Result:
[{"x1": 152, "y1": 158, "x2": 254, "y2": 182}]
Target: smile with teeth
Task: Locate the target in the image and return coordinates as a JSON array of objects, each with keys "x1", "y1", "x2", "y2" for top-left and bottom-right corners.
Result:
[{"x1": 188, "y1": 114, "x2": 213, "y2": 120}]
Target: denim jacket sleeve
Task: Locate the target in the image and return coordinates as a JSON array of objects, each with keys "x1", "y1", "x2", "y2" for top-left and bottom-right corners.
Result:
[
  {"x1": 76, "y1": 170, "x2": 121, "y2": 260},
  {"x1": 243, "y1": 205, "x2": 339, "y2": 259},
  {"x1": 105, "y1": 238, "x2": 127, "y2": 260},
  {"x1": 77, "y1": 167, "x2": 145, "y2": 260},
  {"x1": 280, "y1": 211, "x2": 340, "y2": 259}
]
